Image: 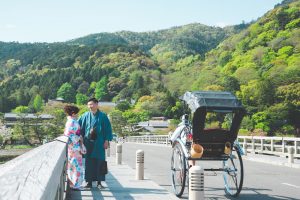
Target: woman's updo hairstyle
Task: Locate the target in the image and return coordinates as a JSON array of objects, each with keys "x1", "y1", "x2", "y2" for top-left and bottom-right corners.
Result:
[{"x1": 64, "y1": 105, "x2": 79, "y2": 116}]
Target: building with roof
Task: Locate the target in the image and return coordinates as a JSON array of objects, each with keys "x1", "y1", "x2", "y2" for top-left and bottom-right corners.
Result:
[
  {"x1": 136, "y1": 119, "x2": 170, "y2": 133},
  {"x1": 4, "y1": 113, "x2": 54, "y2": 127}
]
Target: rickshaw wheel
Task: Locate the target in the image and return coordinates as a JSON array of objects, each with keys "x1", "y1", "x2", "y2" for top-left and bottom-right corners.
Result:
[
  {"x1": 171, "y1": 143, "x2": 187, "y2": 197},
  {"x1": 223, "y1": 145, "x2": 244, "y2": 197}
]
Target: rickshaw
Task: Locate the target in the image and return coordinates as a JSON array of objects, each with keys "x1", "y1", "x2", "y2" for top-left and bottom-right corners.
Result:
[{"x1": 170, "y1": 91, "x2": 246, "y2": 197}]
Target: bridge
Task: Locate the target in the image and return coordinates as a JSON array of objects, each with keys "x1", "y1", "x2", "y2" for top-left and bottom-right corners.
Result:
[{"x1": 0, "y1": 135, "x2": 299, "y2": 199}]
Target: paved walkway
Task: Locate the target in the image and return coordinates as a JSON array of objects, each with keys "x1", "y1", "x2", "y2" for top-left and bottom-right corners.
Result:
[{"x1": 66, "y1": 156, "x2": 179, "y2": 200}]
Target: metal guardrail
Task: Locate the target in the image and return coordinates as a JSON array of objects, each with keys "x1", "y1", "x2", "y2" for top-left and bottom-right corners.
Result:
[
  {"x1": 0, "y1": 135, "x2": 68, "y2": 200},
  {"x1": 125, "y1": 135, "x2": 300, "y2": 158}
]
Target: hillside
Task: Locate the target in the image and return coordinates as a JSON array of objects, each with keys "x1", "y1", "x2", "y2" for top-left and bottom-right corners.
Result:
[
  {"x1": 163, "y1": 0, "x2": 300, "y2": 135},
  {"x1": 0, "y1": 0, "x2": 299, "y2": 136},
  {"x1": 0, "y1": 23, "x2": 243, "y2": 112},
  {"x1": 68, "y1": 23, "x2": 245, "y2": 56}
]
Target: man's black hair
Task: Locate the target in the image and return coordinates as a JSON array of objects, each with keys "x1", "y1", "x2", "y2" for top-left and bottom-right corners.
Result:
[{"x1": 88, "y1": 97, "x2": 98, "y2": 103}]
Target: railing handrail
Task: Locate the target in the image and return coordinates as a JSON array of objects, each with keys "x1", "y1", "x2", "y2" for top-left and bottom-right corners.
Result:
[
  {"x1": 0, "y1": 135, "x2": 68, "y2": 200},
  {"x1": 125, "y1": 135, "x2": 300, "y2": 158}
]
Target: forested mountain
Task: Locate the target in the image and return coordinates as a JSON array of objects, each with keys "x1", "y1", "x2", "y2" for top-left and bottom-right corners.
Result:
[
  {"x1": 163, "y1": 0, "x2": 300, "y2": 135},
  {"x1": 68, "y1": 23, "x2": 245, "y2": 54},
  {"x1": 0, "y1": 0, "x2": 299, "y2": 136},
  {"x1": 0, "y1": 23, "x2": 243, "y2": 111}
]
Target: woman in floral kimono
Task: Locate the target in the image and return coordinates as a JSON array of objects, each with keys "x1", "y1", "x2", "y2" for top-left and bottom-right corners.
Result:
[{"x1": 64, "y1": 105, "x2": 86, "y2": 190}]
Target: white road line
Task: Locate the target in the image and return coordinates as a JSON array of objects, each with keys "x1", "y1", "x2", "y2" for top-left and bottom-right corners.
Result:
[{"x1": 282, "y1": 183, "x2": 300, "y2": 188}]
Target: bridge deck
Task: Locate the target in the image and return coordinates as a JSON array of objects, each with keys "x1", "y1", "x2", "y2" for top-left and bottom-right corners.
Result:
[{"x1": 66, "y1": 156, "x2": 179, "y2": 200}]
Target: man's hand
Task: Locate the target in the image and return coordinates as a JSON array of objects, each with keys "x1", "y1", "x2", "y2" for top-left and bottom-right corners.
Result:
[{"x1": 104, "y1": 140, "x2": 109, "y2": 149}]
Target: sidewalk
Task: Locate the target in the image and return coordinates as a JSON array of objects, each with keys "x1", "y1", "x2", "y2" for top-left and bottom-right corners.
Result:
[
  {"x1": 66, "y1": 156, "x2": 179, "y2": 200},
  {"x1": 243, "y1": 152, "x2": 300, "y2": 169}
]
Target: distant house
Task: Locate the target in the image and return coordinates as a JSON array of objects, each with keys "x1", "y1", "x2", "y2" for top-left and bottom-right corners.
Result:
[
  {"x1": 98, "y1": 101, "x2": 117, "y2": 107},
  {"x1": 55, "y1": 97, "x2": 64, "y2": 102},
  {"x1": 151, "y1": 116, "x2": 167, "y2": 121},
  {"x1": 4, "y1": 113, "x2": 54, "y2": 127},
  {"x1": 136, "y1": 119, "x2": 170, "y2": 133},
  {"x1": 47, "y1": 97, "x2": 64, "y2": 106}
]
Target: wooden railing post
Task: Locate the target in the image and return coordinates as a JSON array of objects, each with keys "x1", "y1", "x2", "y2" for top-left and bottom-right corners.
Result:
[
  {"x1": 260, "y1": 138, "x2": 264, "y2": 152},
  {"x1": 282, "y1": 137, "x2": 285, "y2": 155},
  {"x1": 252, "y1": 136, "x2": 255, "y2": 153},
  {"x1": 243, "y1": 137, "x2": 246, "y2": 149},
  {"x1": 288, "y1": 147, "x2": 295, "y2": 164},
  {"x1": 271, "y1": 138, "x2": 274, "y2": 152},
  {"x1": 295, "y1": 141, "x2": 298, "y2": 155}
]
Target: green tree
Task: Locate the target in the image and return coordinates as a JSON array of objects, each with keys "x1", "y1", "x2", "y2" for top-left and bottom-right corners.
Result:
[
  {"x1": 95, "y1": 76, "x2": 108, "y2": 100},
  {"x1": 122, "y1": 110, "x2": 149, "y2": 124},
  {"x1": 115, "y1": 101, "x2": 131, "y2": 112},
  {"x1": 276, "y1": 82, "x2": 300, "y2": 106},
  {"x1": 110, "y1": 110, "x2": 127, "y2": 137},
  {"x1": 77, "y1": 81, "x2": 90, "y2": 95},
  {"x1": 287, "y1": 104, "x2": 300, "y2": 137},
  {"x1": 30, "y1": 115, "x2": 47, "y2": 144},
  {"x1": 33, "y1": 94, "x2": 43, "y2": 112},
  {"x1": 88, "y1": 81, "x2": 97, "y2": 96},
  {"x1": 57, "y1": 83, "x2": 76, "y2": 103},
  {"x1": 170, "y1": 101, "x2": 186, "y2": 119},
  {"x1": 221, "y1": 76, "x2": 240, "y2": 92},
  {"x1": 13, "y1": 106, "x2": 29, "y2": 113},
  {"x1": 252, "y1": 112, "x2": 270, "y2": 133},
  {"x1": 218, "y1": 51, "x2": 232, "y2": 67},
  {"x1": 12, "y1": 122, "x2": 33, "y2": 145},
  {"x1": 76, "y1": 93, "x2": 89, "y2": 105},
  {"x1": 240, "y1": 116, "x2": 254, "y2": 131}
]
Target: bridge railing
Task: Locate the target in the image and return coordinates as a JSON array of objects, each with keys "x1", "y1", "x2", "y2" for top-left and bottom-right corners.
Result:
[
  {"x1": 125, "y1": 135, "x2": 300, "y2": 158},
  {"x1": 0, "y1": 135, "x2": 68, "y2": 200},
  {"x1": 237, "y1": 136, "x2": 300, "y2": 158}
]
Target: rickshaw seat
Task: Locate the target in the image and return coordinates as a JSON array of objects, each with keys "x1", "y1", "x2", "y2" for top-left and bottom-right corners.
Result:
[{"x1": 193, "y1": 128, "x2": 236, "y2": 158}]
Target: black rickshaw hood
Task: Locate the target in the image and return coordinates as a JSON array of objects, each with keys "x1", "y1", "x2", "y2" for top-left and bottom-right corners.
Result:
[{"x1": 181, "y1": 91, "x2": 244, "y2": 113}]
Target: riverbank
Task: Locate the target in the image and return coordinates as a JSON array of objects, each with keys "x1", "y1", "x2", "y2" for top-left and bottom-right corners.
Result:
[{"x1": 0, "y1": 148, "x2": 33, "y2": 164}]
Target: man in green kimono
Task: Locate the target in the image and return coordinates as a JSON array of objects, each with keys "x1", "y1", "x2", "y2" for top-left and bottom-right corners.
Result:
[{"x1": 78, "y1": 97, "x2": 113, "y2": 188}]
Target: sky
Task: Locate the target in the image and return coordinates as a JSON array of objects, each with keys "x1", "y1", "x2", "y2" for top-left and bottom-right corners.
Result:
[{"x1": 0, "y1": 0, "x2": 283, "y2": 43}]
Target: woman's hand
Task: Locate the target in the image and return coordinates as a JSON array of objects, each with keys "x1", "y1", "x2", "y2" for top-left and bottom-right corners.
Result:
[{"x1": 104, "y1": 140, "x2": 109, "y2": 149}]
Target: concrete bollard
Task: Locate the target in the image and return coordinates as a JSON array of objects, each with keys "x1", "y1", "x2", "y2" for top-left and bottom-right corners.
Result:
[
  {"x1": 288, "y1": 146, "x2": 294, "y2": 164},
  {"x1": 189, "y1": 166, "x2": 204, "y2": 200},
  {"x1": 136, "y1": 150, "x2": 144, "y2": 180},
  {"x1": 116, "y1": 144, "x2": 122, "y2": 165}
]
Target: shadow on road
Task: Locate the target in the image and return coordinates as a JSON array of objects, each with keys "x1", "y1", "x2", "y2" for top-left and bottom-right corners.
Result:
[{"x1": 167, "y1": 186, "x2": 298, "y2": 200}]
